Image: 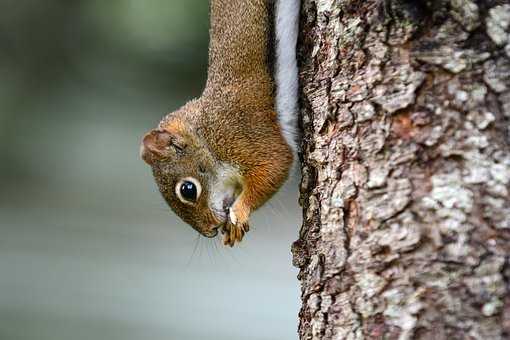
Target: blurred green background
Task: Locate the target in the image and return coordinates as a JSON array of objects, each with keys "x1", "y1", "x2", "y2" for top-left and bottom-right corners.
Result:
[{"x1": 0, "y1": 1, "x2": 301, "y2": 339}]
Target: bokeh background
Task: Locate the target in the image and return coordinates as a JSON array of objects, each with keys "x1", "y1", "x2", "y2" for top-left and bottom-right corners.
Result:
[{"x1": 0, "y1": 1, "x2": 301, "y2": 339}]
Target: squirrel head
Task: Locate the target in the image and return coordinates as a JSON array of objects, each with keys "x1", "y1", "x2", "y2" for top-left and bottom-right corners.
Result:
[{"x1": 141, "y1": 115, "x2": 243, "y2": 238}]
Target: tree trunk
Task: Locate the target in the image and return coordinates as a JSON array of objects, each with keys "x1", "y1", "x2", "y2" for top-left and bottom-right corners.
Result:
[{"x1": 293, "y1": 0, "x2": 510, "y2": 339}]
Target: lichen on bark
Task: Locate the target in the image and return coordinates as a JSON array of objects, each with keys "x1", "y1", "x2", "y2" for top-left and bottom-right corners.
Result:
[{"x1": 294, "y1": 0, "x2": 510, "y2": 339}]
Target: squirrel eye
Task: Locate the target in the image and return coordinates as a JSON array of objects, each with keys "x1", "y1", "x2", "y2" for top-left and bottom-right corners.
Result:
[{"x1": 175, "y1": 177, "x2": 202, "y2": 204}]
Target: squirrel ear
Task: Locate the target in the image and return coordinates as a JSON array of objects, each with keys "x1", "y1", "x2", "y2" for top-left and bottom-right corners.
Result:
[{"x1": 140, "y1": 129, "x2": 175, "y2": 165}]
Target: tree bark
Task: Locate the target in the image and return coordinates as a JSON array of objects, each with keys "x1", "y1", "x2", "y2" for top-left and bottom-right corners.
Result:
[{"x1": 293, "y1": 0, "x2": 510, "y2": 339}]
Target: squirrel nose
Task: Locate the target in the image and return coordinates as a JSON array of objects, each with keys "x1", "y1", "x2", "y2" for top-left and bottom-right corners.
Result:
[
  {"x1": 202, "y1": 226, "x2": 219, "y2": 238},
  {"x1": 201, "y1": 224, "x2": 221, "y2": 238}
]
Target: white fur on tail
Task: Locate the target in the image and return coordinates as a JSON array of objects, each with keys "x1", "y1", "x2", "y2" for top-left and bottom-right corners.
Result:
[{"x1": 275, "y1": 0, "x2": 300, "y2": 154}]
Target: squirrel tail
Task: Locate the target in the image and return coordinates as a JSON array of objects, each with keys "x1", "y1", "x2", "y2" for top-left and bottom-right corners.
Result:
[{"x1": 275, "y1": 0, "x2": 300, "y2": 155}]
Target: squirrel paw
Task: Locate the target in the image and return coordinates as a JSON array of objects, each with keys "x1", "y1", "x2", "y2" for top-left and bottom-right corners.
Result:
[
  {"x1": 221, "y1": 220, "x2": 249, "y2": 247},
  {"x1": 229, "y1": 200, "x2": 250, "y2": 226},
  {"x1": 222, "y1": 204, "x2": 250, "y2": 247}
]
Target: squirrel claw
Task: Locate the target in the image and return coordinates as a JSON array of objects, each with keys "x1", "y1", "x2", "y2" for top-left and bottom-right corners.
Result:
[
  {"x1": 221, "y1": 204, "x2": 250, "y2": 246},
  {"x1": 221, "y1": 220, "x2": 250, "y2": 247}
]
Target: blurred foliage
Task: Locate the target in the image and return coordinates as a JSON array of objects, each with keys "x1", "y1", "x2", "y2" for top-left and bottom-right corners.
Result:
[
  {"x1": 0, "y1": 0, "x2": 209, "y2": 91},
  {"x1": 0, "y1": 0, "x2": 209, "y2": 186}
]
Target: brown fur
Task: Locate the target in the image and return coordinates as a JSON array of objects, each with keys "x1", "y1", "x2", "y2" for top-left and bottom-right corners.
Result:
[{"x1": 141, "y1": 0, "x2": 293, "y2": 246}]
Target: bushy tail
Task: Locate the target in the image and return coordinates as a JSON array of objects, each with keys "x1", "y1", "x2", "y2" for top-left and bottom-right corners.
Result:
[{"x1": 275, "y1": 0, "x2": 300, "y2": 155}]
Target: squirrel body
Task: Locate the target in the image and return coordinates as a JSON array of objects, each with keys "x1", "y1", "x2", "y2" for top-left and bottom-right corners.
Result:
[{"x1": 141, "y1": 0, "x2": 299, "y2": 246}]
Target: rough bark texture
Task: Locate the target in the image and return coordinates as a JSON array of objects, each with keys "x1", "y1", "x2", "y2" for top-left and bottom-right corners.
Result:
[{"x1": 293, "y1": 0, "x2": 510, "y2": 339}]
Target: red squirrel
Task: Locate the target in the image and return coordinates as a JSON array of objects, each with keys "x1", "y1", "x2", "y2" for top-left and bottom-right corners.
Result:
[{"x1": 140, "y1": 0, "x2": 299, "y2": 246}]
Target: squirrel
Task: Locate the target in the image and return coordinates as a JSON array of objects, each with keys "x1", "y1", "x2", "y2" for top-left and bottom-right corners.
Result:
[{"x1": 140, "y1": 0, "x2": 299, "y2": 247}]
